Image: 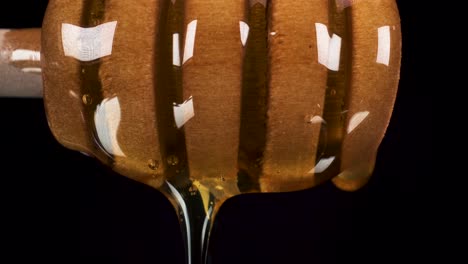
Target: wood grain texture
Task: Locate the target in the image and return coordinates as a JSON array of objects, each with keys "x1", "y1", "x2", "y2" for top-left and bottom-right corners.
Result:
[
  {"x1": 42, "y1": 0, "x2": 91, "y2": 155},
  {"x1": 42, "y1": 0, "x2": 166, "y2": 186},
  {"x1": 260, "y1": 0, "x2": 328, "y2": 192},
  {"x1": 40, "y1": 0, "x2": 401, "y2": 193},
  {"x1": 332, "y1": 0, "x2": 401, "y2": 191},
  {"x1": 99, "y1": 0, "x2": 165, "y2": 185},
  {"x1": 182, "y1": 0, "x2": 246, "y2": 192}
]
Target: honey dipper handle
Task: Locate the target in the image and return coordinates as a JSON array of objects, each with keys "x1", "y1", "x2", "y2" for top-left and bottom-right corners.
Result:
[{"x1": 0, "y1": 28, "x2": 42, "y2": 98}]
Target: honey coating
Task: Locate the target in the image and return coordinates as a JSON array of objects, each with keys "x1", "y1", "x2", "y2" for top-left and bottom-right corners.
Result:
[
  {"x1": 260, "y1": 0, "x2": 328, "y2": 192},
  {"x1": 40, "y1": 0, "x2": 401, "y2": 193},
  {"x1": 182, "y1": 0, "x2": 246, "y2": 190},
  {"x1": 333, "y1": 0, "x2": 401, "y2": 191}
]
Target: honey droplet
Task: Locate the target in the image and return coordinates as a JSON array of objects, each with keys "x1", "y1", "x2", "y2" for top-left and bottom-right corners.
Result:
[
  {"x1": 167, "y1": 155, "x2": 179, "y2": 166},
  {"x1": 148, "y1": 159, "x2": 159, "y2": 170},
  {"x1": 82, "y1": 94, "x2": 92, "y2": 105}
]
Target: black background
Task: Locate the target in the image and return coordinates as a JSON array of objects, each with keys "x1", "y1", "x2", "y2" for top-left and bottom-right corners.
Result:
[{"x1": 1, "y1": 1, "x2": 429, "y2": 263}]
